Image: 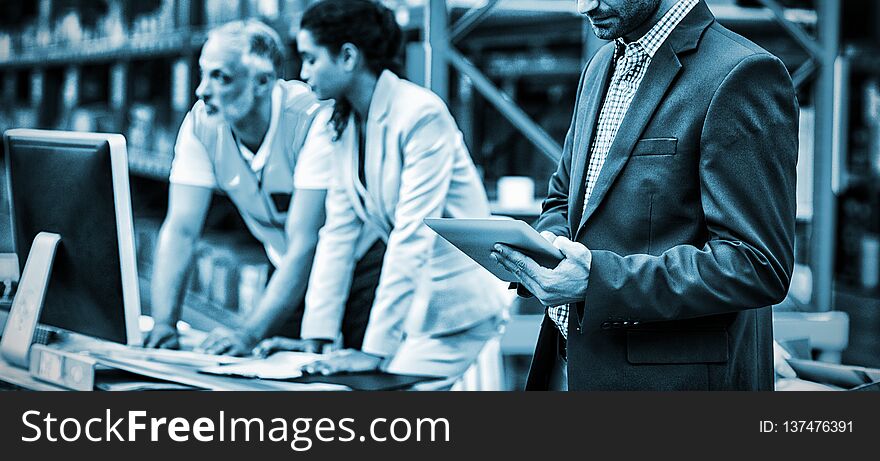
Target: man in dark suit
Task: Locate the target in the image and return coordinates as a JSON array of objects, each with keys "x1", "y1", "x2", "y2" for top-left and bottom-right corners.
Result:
[{"x1": 491, "y1": 0, "x2": 799, "y2": 390}]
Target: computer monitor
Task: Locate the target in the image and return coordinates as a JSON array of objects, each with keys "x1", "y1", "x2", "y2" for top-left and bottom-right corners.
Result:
[{"x1": 1, "y1": 129, "x2": 142, "y2": 346}]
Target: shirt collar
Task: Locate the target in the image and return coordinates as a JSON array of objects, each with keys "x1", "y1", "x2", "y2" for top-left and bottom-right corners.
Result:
[
  {"x1": 615, "y1": 0, "x2": 699, "y2": 59},
  {"x1": 246, "y1": 80, "x2": 283, "y2": 173}
]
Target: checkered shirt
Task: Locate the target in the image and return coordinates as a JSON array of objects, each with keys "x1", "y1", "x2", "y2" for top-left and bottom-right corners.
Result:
[{"x1": 548, "y1": 0, "x2": 699, "y2": 340}]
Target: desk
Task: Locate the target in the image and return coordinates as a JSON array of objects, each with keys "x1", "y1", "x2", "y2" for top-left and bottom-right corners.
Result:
[
  {"x1": 0, "y1": 332, "x2": 347, "y2": 391},
  {"x1": 0, "y1": 359, "x2": 66, "y2": 390},
  {"x1": 0, "y1": 330, "x2": 443, "y2": 391}
]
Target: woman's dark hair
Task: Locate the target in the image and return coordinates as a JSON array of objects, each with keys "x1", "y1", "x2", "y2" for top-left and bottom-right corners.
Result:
[{"x1": 301, "y1": 0, "x2": 404, "y2": 140}]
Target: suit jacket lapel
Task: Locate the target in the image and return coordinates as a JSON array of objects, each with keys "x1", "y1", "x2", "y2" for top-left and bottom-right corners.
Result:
[
  {"x1": 576, "y1": 45, "x2": 682, "y2": 237},
  {"x1": 568, "y1": 45, "x2": 615, "y2": 233},
  {"x1": 574, "y1": 1, "x2": 714, "y2": 238}
]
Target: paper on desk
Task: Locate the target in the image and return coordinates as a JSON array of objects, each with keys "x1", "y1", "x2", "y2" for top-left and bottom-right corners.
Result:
[
  {"x1": 95, "y1": 381, "x2": 201, "y2": 391},
  {"x1": 87, "y1": 347, "x2": 248, "y2": 368},
  {"x1": 199, "y1": 352, "x2": 322, "y2": 380}
]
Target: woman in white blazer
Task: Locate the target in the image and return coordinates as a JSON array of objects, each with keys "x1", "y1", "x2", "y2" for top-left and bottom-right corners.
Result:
[{"x1": 290, "y1": 0, "x2": 507, "y2": 387}]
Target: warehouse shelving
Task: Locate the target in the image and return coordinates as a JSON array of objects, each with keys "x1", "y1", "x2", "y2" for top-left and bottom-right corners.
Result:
[
  {"x1": 0, "y1": 30, "x2": 207, "y2": 67},
  {"x1": 127, "y1": 148, "x2": 173, "y2": 179}
]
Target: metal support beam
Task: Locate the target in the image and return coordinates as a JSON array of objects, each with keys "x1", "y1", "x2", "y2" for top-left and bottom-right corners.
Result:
[
  {"x1": 425, "y1": 0, "x2": 450, "y2": 101},
  {"x1": 450, "y1": 0, "x2": 502, "y2": 43},
  {"x1": 810, "y1": 0, "x2": 840, "y2": 312},
  {"x1": 758, "y1": 0, "x2": 824, "y2": 61},
  {"x1": 831, "y1": 56, "x2": 849, "y2": 195},
  {"x1": 791, "y1": 58, "x2": 817, "y2": 89},
  {"x1": 446, "y1": 48, "x2": 562, "y2": 163},
  {"x1": 757, "y1": 0, "x2": 840, "y2": 311}
]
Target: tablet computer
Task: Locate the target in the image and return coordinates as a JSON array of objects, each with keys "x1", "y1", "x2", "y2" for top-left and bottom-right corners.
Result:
[{"x1": 424, "y1": 218, "x2": 563, "y2": 282}]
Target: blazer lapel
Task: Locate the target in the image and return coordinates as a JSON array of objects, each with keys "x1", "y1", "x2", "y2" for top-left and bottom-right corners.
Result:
[
  {"x1": 362, "y1": 71, "x2": 396, "y2": 236},
  {"x1": 575, "y1": 1, "x2": 714, "y2": 238},
  {"x1": 568, "y1": 45, "x2": 615, "y2": 233},
  {"x1": 364, "y1": 110, "x2": 385, "y2": 222},
  {"x1": 576, "y1": 46, "x2": 681, "y2": 237}
]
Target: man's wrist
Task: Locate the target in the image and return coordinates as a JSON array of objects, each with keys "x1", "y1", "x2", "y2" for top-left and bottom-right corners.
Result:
[
  {"x1": 240, "y1": 321, "x2": 271, "y2": 343},
  {"x1": 152, "y1": 317, "x2": 178, "y2": 329},
  {"x1": 235, "y1": 328, "x2": 261, "y2": 346}
]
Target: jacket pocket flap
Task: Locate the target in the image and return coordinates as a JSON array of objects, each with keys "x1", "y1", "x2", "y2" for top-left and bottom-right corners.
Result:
[
  {"x1": 627, "y1": 330, "x2": 729, "y2": 364},
  {"x1": 632, "y1": 137, "x2": 677, "y2": 156}
]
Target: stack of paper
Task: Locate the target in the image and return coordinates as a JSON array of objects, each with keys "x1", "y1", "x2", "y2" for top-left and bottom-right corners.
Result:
[{"x1": 199, "y1": 352, "x2": 323, "y2": 380}]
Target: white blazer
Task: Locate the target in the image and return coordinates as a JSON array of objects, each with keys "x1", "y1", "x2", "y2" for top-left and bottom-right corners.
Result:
[{"x1": 302, "y1": 71, "x2": 506, "y2": 357}]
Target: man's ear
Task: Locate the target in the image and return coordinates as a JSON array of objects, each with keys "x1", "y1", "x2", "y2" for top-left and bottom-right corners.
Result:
[{"x1": 339, "y1": 43, "x2": 361, "y2": 73}]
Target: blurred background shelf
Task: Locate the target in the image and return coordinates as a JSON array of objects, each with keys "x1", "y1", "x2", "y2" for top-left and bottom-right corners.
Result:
[
  {"x1": 128, "y1": 148, "x2": 173, "y2": 180},
  {"x1": 0, "y1": 30, "x2": 208, "y2": 67}
]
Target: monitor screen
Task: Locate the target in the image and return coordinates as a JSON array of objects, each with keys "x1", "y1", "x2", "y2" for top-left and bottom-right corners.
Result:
[{"x1": 2, "y1": 129, "x2": 141, "y2": 345}]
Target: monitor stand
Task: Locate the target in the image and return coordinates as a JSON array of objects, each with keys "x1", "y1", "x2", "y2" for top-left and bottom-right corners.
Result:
[{"x1": 0, "y1": 232, "x2": 61, "y2": 368}]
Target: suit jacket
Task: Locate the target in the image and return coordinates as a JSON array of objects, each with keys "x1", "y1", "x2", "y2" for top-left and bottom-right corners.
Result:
[
  {"x1": 302, "y1": 71, "x2": 506, "y2": 358},
  {"x1": 526, "y1": 1, "x2": 799, "y2": 391}
]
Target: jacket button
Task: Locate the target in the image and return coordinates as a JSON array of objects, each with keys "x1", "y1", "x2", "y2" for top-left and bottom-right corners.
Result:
[{"x1": 601, "y1": 321, "x2": 611, "y2": 330}]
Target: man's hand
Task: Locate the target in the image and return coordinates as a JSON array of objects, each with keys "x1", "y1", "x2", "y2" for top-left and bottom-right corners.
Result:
[
  {"x1": 509, "y1": 231, "x2": 560, "y2": 298},
  {"x1": 539, "y1": 231, "x2": 558, "y2": 244},
  {"x1": 196, "y1": 327, "x2": 258, "y2": 356},
  {"x1": 144, "y1": 322, "x2": 180, "y2": 349},
  {"x1": 252, "y1": 337, "x2": 333, "y2": 358},
  {"x1": 301, "y1": 349, "x2": 383, "y2": 375},
  {"x1": 491, "y1": 235, "x2": 592, "y2": 307}
]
